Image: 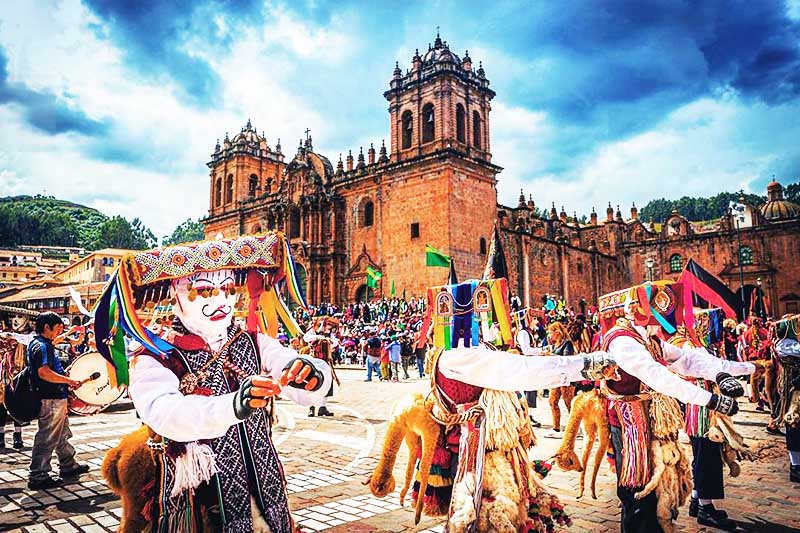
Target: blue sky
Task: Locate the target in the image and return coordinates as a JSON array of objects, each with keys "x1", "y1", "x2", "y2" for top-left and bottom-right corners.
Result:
[{"x1": 1, "y1": 0, "x2": 799, "y2": 238}]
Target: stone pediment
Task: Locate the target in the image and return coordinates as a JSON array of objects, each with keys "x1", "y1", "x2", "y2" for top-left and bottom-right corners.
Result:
[{"x1": 346, "y1": 245, "x2": 379, "y2": 277}]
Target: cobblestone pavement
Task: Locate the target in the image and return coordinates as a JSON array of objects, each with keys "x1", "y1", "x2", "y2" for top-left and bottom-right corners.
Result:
[{"x1": 2, "y1": 368, "x2": 798, "y2": 532}]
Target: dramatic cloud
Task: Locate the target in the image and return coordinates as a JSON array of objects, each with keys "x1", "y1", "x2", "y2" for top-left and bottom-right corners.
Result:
[{"x1": 0, "y1": 0, "x2": 798, "y2": 238}]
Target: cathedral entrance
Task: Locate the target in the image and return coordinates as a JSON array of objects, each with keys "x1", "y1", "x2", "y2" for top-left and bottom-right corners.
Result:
[{"x1": 355, "y1": 284, "x2": 374, "y2": 303}]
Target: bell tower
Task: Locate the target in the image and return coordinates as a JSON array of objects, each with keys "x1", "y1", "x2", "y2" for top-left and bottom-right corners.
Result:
[{"x1": 384, "y1": 31, "x2": 495, "y2": 163}]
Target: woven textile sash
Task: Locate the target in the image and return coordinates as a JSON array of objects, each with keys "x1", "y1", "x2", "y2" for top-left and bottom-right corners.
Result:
[
  {"x1": 685, "y1": 379, "x2": 711, "y2": 438},
  {"x1": 445, "y1": 415, "x2": 486, "y2": 533},
  {"x1": 612, "y1": 399, "x2": 651, "y2": 488}
]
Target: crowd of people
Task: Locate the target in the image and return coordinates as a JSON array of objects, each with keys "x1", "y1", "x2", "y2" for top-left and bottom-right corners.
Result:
[{"x1": 1, "y1": 270, "x2": 799, "y2": 533}]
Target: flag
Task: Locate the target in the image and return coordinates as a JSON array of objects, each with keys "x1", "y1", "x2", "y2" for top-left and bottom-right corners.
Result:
[
  {"x1": 390, "y1": 279, "x2": 396, "y2": 297},
  {"x1": 448, "y1": 260, "x2": 458, "y2": 285},
  {"x1": 482, "y1": 223, "x2": 509, "y2": 280},
  {"x1": 366, "y1": 266, "x2": 382, "y2": 289},
  {"x1": 679, "y1": 258, "x2": 739, "y2": 319},
  {"x1": 425, "y1": 244, "x2": 451, "y2": 267}
]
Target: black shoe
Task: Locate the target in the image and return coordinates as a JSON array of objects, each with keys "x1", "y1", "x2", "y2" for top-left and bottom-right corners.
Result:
[
  {"x1": 0, "y1": 435, "x2": 5, "y2": 450},
  {"x1": 791, "y1": 466, "x2": 800, "y2": 483},
  {"x1": 698, "y1": 505, "x2": 736, "y2": 531},
  {"x1": 60, "y1": 464, "x2": 90, "y2": 478},
  {"x1": 318, "y1": 406, "x2": 334, "y2": 417},
  {"x1": 690, "y1": 498, "x2": 728, "y2": 519},
  {"x1": 13, "y1": 434, "x2": 23, "y2": 449},
  {"x1": 529, "y1": 417, "x2": 542, "y2": 428},
  {"x1": 308, "y1": 407, "x2": 315, "y2": 417},
  {"x1": 766, "y1": 426, "x2": 784, "y2": 436},
  {"x1": 28, "y1": 476, "x2": 63, "y2": 490}
]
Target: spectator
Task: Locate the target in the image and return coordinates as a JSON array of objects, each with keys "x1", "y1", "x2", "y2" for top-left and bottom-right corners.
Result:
[
  {"x1": 386, "y1": 335, "x2": 402, "y2": 382},
  {"x1": 400, "y1": 335, "x2": 412, "y2": 379},
  {"x1": 414, "y1": 335, "x2": 427, "y2": 378},
  {"x1": 27, "y1": 312, "x2": 89, "y2": 490},
  {"x1": 365, "y1": 334, "x2": 382, "y2": 381},
  {"x1": 380, "y1": 339, "x2": 391, "y2": 381}
]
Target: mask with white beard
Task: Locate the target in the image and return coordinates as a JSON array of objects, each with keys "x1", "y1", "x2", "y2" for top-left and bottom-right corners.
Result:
[{"x1": 171, "y1": 269, "x2": 238, "y2": 348}]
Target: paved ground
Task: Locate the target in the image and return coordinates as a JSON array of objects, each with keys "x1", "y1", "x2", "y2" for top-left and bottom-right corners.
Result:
[{"x1": 1, "y1": 367, "x2": 798, "y2": 532}]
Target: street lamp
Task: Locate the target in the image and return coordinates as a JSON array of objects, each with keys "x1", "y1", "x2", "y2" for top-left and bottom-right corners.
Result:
[
  {"x1": 729, "y1": 194, "x2": 747, "y2": 315},
  {"x1": 645, "y1": 257, "x2": 655, "y2": 282},
  {"x1": 756, "y1": 277, "x2": 763, "y2": 319}
]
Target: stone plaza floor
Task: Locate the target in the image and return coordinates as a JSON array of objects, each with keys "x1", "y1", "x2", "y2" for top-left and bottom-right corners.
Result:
[{"x1": 1, "y1": 367, "x2": 799, "y2": 532}]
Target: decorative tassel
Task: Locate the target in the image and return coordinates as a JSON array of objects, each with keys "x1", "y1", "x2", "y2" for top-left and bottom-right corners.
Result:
[
  {"x1": 479, "y1": 389, "x2": 522, "y2": 452},
  {"x1": 649, "y1": 392, "x2": 684, "y2": 439},
  {"x1": 170, "y1": 442, "x2": 218, "y2": 498}
]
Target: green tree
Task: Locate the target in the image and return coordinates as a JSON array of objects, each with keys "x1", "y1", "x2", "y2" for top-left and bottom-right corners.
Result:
[
  {"x1": 97, "y1": 216, "x2": 156, "y2": 249},
  {"x1": 162, "y1": 218, "x2": 205, "y2": 246},
  {"x1": 785, "y1": 182, "x2": 800, "y2": 203}
]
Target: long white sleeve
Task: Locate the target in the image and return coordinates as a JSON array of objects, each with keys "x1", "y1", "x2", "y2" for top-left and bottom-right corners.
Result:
[
  {"x1": 609, "y1": 336, "x2": 712, "y2": 406},
  {"x1": 257, "y1": 333, "x2": 332, "y2": 407},
  {"x1": 661, "y1": 343, "x2": 755, "y2": 379},
  {"x1": 438, "y1": 347, "x2": 587, "y2": 391},
  {"x1": 128, "y1": 355, "x2": 241, "y2": 442}
]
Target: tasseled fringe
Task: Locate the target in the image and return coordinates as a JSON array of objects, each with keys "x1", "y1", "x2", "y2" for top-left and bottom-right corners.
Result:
[
  {"x1": 140, "y1": 478, "x2": 156, "y2": 521},
  {"x1": 649, "y1": 392, "x2": 684, "y2": 439},
  {"x1": 479, "y1": 389, "x2": 521, "y2": 452},
  {"x1": 411, "y1": 481, "x2": 452, "y2": 516},
  {"x1": 614, "y1": 401, "x2": 651, "y2": 488},
  {"x1": 170, "y1": 442, "x2": 218, "y2": 498}
]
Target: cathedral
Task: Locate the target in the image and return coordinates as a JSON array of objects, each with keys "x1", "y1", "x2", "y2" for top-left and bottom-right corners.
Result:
[{"x1": 202, "y1": 34, "x2": 800, "y2": 317}]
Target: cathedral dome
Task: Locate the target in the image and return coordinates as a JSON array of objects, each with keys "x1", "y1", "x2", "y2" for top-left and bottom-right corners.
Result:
[
  {"x1": 761, "y1": 181, "x2": 800, "y2": 221},
  {"x1": 422, "y1": 33, "x2": 460, "y2": 65}
]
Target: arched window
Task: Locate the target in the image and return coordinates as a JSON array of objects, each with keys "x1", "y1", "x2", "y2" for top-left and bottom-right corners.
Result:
[
  {"x1": 363, "y1": 201, "x2": 374, "y2": 227},
  {"x1": 215, "y1": 178, "x2": 222, "y2": 207},
  {"x1": 456, "y1": 104, "x2": 466, "y2": 143},
  {"x1": 479, "y1": 237, "x2": 487, "y2": 255},
  {"x1": 739, "y1": 245, "x2": 753, "y2": 266},
  {"x1": 422, "y1": 103, "x2": 435, "y2": 143},
  {"x1": 225, "y1": 175, "x2": 234, "y2": 204},
  {"x1": 289, "y1": 209, "x2": 300, "y2": 238},
  {"x1": 401, "y1": 111, "x2": 413, "y2": 149},
  {"x1": 472, "y1": 111, "x2": 482, "y2": 149},
  {"x1": 669, "y1": 254, "x2": 683, "y2": 273},
  {"x1": 248, "y1": 174, "x2": 259, "y2": 197}
]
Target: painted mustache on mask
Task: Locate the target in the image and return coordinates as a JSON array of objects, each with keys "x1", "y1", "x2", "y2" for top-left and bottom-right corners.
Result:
[{"x1": 203, "y1": 304, "x2": 233, "y2": 321}]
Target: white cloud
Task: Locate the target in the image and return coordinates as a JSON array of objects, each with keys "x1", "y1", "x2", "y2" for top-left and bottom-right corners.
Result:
[{"x1": 502, "y1": 95, "x2": 800, "y2": 217}]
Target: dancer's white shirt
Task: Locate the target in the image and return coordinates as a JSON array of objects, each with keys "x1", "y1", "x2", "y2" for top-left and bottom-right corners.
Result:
[
  {"x1": 438, "y1": 325, "x2": 754, "y2": 407},
  {"x1": 607, "y1": 325, "x2": 754, "y2": 406},
  {"x1": 128, "y1": 333, "x2": 331, "y2": 443}
]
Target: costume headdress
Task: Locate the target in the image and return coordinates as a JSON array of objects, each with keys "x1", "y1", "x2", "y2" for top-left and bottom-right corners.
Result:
[
  {"x1": 93, "y1": 232, "x2": 307, "y2": 387},
  {"x1": 420, "y1": 278, "x2": 515, "y2": 350},
  {"x1": 598, "y1": 280, "x2": 694, "y2": 336}
]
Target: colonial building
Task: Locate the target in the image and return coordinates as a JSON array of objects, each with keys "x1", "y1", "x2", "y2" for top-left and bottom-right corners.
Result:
[
  {"x1": 202, "y1": 34, "x2": 800, "y2": 316},
  {"x1": 499, "y1": 181, "x2": 800, "y2": 318},
  {"x1": 204, "y1": 33, "x2": 501, "y2": 304}
]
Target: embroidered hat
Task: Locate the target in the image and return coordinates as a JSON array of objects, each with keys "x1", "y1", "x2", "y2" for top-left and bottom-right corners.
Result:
[{"x1": 93, "y1": 231, "x2": 307, "y2": 386}]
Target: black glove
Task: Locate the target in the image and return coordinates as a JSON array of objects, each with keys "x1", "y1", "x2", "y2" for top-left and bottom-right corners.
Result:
[
  {"x1": 232, "y1": 376, "x2": 280, "y2": 420},
  {"x1": 708, "y1": 393, "x2": 739, "y2": 416},
  {"x1": 715, "y1": 372, "x2": 744, "y2": 398},
  {"x1": 282, "y1": 358, "x2": 324, "y2": 392}
]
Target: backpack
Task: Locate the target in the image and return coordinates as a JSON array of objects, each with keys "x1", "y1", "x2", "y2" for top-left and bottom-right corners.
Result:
[{"x1": 4, "y1": 366, "x2": 41, "y2": 423}]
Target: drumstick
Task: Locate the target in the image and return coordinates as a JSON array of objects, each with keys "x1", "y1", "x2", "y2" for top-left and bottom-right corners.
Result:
[{"x1": 77, "y1": 372, "x2": 102, "y2": 386}]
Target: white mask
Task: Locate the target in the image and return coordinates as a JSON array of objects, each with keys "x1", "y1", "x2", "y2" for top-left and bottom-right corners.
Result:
[
  {"x1": 10, "y1": 314, "x2": 29, "y2": 332},
  {"x1": 171, "y1": 269, "x2": 238, "y2": 346}
]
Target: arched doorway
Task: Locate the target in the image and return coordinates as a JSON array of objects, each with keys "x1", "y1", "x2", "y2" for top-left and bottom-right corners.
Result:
[{"x1": 355, "y1": 284, "x2": 374, "y2": 303}]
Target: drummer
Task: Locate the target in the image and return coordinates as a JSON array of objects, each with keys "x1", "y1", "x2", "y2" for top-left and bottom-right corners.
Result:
[{"x1": 27, "y1": 312, "x2": 90, "y2": 490}]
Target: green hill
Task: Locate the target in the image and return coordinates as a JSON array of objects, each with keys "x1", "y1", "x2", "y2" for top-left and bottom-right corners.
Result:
[{"x1": 0, "y1": 195, "x2": 109, "y2": 250}]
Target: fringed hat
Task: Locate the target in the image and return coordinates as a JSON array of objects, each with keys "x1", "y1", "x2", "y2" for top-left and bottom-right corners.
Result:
[
  {"x1": 598, "y1": 280, "x2": 694, "y2": 336},
  {"x1": 93, "y1": 232, "x2": 307, "y2": 387},
  {"x1": 419, "y1": 277, "x2": 515, "y2": 350}
]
